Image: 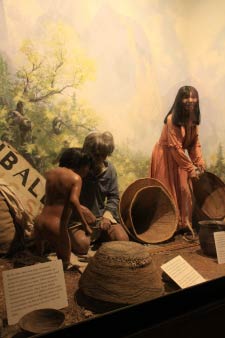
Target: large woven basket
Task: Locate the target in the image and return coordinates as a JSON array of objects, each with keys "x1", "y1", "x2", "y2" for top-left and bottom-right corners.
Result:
[
  {"x1": 192, "y1": 172, "x2": 225, "y2": 221},
  {"x1": 79, "y1": 241, "x2": 164, "y2": 305},
  {"x1": 119, "y1": 178, "x2": 178, "y2": 244}
]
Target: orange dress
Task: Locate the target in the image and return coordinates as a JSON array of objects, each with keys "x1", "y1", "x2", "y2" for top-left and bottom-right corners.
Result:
[{"x1": 150, "y1": 114, "x2": 205, "y2": 229}]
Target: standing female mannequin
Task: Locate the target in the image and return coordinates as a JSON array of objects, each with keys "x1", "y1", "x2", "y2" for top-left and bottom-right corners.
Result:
[{"x1": 150, "y1": 86, "x2": 205, "y2": 234}]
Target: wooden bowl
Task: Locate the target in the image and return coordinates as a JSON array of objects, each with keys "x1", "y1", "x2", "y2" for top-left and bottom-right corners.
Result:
[{"x1": 19, "y1": 308, "x2": 65, "y2": 334}]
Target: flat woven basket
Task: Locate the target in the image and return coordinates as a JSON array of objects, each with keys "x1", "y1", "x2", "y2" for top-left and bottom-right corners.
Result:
[
  {"x1": 192, "y1": 172, "x2": 225, "y2": 221},
  {"x1": 119, "y1": 178, "x2": 178, "y2": 244},
  {"x1": 79, "y1": 241, "x2": 164, "y2": 305}
]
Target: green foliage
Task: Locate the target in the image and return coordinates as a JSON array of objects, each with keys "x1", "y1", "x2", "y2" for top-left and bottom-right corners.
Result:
[
  {"x1": 0, "y1": 55, "x2": 13, "y2": 107},
  {"x1": 5, "y1": 20, "x2": 223, "y2": 196},
  {"x1": 207, "y1": 143, "x2": 225, "y2": 182},
  {"x1": 112, "y1": 144, "x2": 149, "y2": 193},
  {"x1": 0, "y1": 22, "x2": 98, "y2": 173}
]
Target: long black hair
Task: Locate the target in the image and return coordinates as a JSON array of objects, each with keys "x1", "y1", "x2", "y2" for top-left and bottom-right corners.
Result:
[
  {"x1": 164, "y1": 86, "x2": 201, "y2": 126},
  {"x1": 59, "y1": 147, "x2": 92, "y2": 170}
]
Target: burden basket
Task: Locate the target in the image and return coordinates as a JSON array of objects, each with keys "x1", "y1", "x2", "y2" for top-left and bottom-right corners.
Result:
[
  {"x1": 79, "y1": 241, "x2": 164, "y2": 305},
  {"x1": 192, "y1": 172, "x2": 225, "y2": 221},
  {"x1": 119, "y1": 178, "x2": 178, "y2": 244}
]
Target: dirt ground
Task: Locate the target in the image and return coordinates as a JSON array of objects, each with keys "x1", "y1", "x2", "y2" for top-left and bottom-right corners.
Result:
[
  {"x1": 0, "y1": 251, "x2": 94, "y2": 338},
  {"x1": 1, "y1": 234, "x2": 225, "y2": 338}
]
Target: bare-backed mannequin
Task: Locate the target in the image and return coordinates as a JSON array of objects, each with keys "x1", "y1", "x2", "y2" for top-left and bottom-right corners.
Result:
[{"x1": 34, "y1": 148, "x2": 92, "y2": 269}]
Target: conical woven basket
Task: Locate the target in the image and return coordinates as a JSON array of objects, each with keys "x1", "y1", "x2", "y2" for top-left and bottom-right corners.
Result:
[
  {"x1": 192, "y1": 172, "x2": 225, "y2": 221},
  {"x1": 79, "y1": 241, "x2": 164, "y2": 305},
  {"x1": 119, "y1": 178, "x2": 178, "y2": 244}
]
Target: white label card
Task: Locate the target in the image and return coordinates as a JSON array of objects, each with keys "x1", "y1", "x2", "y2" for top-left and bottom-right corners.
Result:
[
  {"x1": 2, "y1": 260, "x2": 68, "y2": 325},
  {"x1": 214, "y1": 231, "x2": 225, "y2": 264},
  {"x1": 161, "y1": 255, "x2": 206, "y2": 289}
]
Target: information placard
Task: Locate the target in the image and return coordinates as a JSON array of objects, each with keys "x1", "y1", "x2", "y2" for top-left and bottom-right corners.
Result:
[
  {"x1": 2, "y1": 260, "x2": 68, "y2": 325},
  {"x1": 214, "y1": 231, "x2": 225, "y2": 264},
  {"x1": 161, "y1": 255, "x2": 206, "y2": 289}
]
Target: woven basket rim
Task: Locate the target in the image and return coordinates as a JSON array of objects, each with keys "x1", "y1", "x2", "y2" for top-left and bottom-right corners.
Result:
[
  {"x1": 119, "y1": 178, "x2": 177, "y2": 232},
  {"x1": 127, "y1": 185, "x2": 177, "y2": 243},
  {"x1": 119, "y1": 178, "x2": 178, "y2": 244},
  {"x1": 204, "y1": 171, "x2": 225, "y2": 184},
  {"x1": 193, "y1": 171, "x2": 225, "y2": 220}
]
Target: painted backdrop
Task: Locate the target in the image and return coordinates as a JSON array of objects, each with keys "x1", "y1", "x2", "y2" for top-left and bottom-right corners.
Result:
[{"x1": 0, "y1": 0, "x2": 225, "y2": 190}]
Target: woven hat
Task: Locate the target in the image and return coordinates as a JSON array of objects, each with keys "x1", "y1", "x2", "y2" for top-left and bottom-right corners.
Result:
[
  {"x1": 192, "y1": 172, "x2": 225, "y2": 221},
  {"x1": 119, "y1": 178, "x2": 178, "y2": 244},
  {"x1": 79, "y1": 241, "x2": 164, "y2": 305}
]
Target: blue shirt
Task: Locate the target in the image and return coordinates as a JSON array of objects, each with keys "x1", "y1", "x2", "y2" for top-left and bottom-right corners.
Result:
[{"x1": 70, "y1": 160, "x2": 120, "y2": 223}]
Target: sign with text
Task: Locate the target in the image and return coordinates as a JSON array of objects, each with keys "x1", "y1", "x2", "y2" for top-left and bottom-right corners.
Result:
[
  {"x1": 214, "y1": 231, "x2": 225, "y2": 264},
  {"x1": 2, "y1": 260, "x2": 68, "y2": 325},
  {"x1": 0, "y1": 141, "x2": 45, "y2": 220},
  {"x1": 161, "y1": 255, "x2": 206, "y2": 289}
]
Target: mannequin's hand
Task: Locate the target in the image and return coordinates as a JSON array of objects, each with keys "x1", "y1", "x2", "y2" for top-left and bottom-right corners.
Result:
[
  {"x1": 197, "y1": 165, "x2": 205, "y2": 175},
  {"x1": 99, "y1": 217, "x2": 111, "y2": 231}
]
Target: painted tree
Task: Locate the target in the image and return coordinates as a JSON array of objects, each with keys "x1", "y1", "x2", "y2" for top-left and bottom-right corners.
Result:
[
  {"x1": 112, "y1": 143, "x2": 149, "y2": 193},
  {"x1": 0, "y1": 22, "x2": 153, "y2": 190},
  {"x1": 214, "y1": 143, "x2": 225, "y2": 180},
  {"x1": 0, "y1": 55, "x2": 15, "y2": 144},
  {"x1": 208, "y1": 143, "x2": 225, "y2": 181},
  {"x1": 0, "y1": 55, "x2": 13, "y2": 107},
  {"x1": 0, "y1": 22, "x2": 98, "y2": 172}
]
